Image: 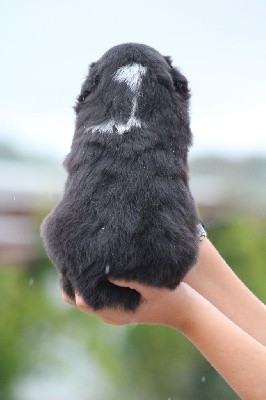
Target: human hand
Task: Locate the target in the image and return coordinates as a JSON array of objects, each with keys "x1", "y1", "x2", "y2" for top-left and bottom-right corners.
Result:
[{"x1": 62, "y1": 279, "x2": 194, "y2": 330}]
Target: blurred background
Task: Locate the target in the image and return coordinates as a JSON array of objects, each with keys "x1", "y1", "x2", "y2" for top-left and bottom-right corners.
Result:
[{"x1": 0, "y1": 1, "x2": 265, "y2": 399}]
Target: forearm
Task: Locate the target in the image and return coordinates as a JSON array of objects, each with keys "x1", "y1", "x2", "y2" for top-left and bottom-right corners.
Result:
[
  {"x1": 176, "y1": 288, "x2": 266, "y2": 400},
  {"x1": 183, "y1": 238, "x2": 266, "y2": 346},
  {"x1": 70, "y1": 277, "x2": 266, "y2": 399}
]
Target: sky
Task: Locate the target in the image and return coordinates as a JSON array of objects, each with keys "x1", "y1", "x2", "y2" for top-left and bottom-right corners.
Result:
[{"x1": 1, "y1": 0, "x2": 266, "y2": 160}]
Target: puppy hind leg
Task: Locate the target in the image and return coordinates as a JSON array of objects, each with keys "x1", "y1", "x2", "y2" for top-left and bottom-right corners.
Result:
[
  {"x1": 80, "y1": 280, "x2": 141, "y2": 311},
  {"x1": 60, "y1": 274, "x2": 75, "y2": 300}
]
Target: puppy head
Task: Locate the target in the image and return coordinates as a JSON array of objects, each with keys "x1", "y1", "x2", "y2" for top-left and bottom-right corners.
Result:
[{"x1": 74, "y1": 43, "x2": 190, "y2": 134}]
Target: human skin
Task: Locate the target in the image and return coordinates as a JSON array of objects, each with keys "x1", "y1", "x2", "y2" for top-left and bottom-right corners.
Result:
[
  {"x1": 183, "y1": 238, "x2": 266, "y2": 346},
  {"x1": 62, "y1": 238, "x2": 266, "y2": 399}
]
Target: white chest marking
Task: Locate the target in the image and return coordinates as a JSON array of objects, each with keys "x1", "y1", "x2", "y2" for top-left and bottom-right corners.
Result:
[{"x1": 89, "y1": 63, "x2": 147, "y2": 135}]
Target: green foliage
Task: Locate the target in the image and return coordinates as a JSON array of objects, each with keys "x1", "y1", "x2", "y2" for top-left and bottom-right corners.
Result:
[
  {"x1": 209, "y1": 218, "x2": 266, "y2": 303},
  {"x1": 0, "y1": 263, "x2": 64, "y2": 399}
]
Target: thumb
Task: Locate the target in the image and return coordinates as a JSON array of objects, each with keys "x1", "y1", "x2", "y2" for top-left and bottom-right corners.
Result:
[{"x1": 109, "y1": 278, "x2": 143, "y2": 292}]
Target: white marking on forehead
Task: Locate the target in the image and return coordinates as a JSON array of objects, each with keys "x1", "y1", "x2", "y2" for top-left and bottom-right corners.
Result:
[
  {"x1": 114, "y1": 63, "x2": 147, "y2": 92},
  {"x1": 86, "y1": 63, "x2": 147, "y2": 135}
]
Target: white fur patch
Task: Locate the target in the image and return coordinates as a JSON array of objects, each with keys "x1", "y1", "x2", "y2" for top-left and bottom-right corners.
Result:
[
  {"x1": 114, "y1": 63, "x2": 147, "y2": 92},
  {"x1": 91, "y1": 120, "x2": 115, "y2": 133},
  {"x1": 91, "y1": 96, "x2": 142, "y2": 134},
  {"x1": 88, "y1": 63, "x2": 147, "y2": 135},
  {"x1": 91, "y1": 117, "x2": 142, "y2": 135}
]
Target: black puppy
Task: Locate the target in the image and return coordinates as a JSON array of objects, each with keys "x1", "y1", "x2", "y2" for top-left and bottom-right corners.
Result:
[{"x1": 41, "y1": 43, "x2": 200, "y2": 311}]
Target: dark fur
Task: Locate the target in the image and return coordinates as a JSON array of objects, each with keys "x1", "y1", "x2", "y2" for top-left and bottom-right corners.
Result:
[{"x1": 41, "y1": 43, "x2": 200, "y2": 311}]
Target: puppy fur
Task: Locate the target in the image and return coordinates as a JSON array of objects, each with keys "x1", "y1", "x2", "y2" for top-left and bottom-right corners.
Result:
[{"x1": 41, "y1": 43, "x2": 200, "y2": 311}]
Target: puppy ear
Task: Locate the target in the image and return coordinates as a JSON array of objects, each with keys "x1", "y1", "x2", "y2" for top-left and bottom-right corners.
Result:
[
  {"x1": 75, "y1": 62, "x2": 99, "y2": 106},
  {"x1": 172, "y1": 70, "x2": 190, "y2": 99},
  {"x1": 164, "y1": 56, "x2": 190, "y2": 99},
  {"x1": 164, "y1": 55, "x2": 173, "y2": 67}
]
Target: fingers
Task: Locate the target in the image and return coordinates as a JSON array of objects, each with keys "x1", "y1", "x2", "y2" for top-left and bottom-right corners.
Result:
[
  {"x1": 73, "y1": 293, "x2": 131, "y2": 325},
  {"x1": 61, "y1": 289, "x2": 139, "y2": 325},
  {"x1": 62, "y1": 278, "x2": 147, "y2": 309},
  {"x1": 61, "y1": 278, "x2": 152, "y2": 325},
  {"x1": 109, "y1": 278, "x2": 145, "y2": 292},
  {"x1": 61, "y1": 291, "x2": 76, "y2": 305},
  {"x1": 61, "y1": 289, "x2": 104, "y2": 316},
  {"x1": 75, "y1": 293, "x2": 94, "y2": 313},
  {"x1": 108, "y1": 278, "x2": 168, "y2": 301},
  {"x1": 61, "y1": 290, "x2": 92, "y2": 314}
]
